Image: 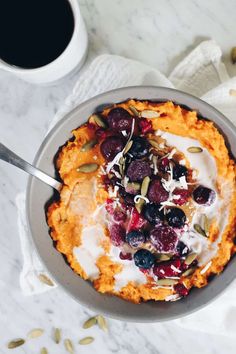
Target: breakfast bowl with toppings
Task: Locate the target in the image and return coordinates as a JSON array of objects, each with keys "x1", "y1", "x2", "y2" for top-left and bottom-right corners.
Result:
[{"x1": 27, "y1": 87, "x2": 236, "y2": 321}]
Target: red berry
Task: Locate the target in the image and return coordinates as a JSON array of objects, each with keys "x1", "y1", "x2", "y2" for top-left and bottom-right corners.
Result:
[
  {"x1": 193, "y1": 185, "x2": 216, "y2": 206},
  {"x1": 150, "y1": 226, "x2": 178, "y2": 253},
  {"x1": 100, "y1": 136, "x2": 125, "y2": 161},
  {"x1": 139, "y1": 118, "x2": 153, "y2": 134},
  {"x1": 174, "y1": 283, "x2": 189, "y2": 297},
  {"x1": 173, "y1": 188, "x2": 190, "y2": 205},
  {"x1": 110, "y1": 224, "x2": 125, "y2": 246},
  {"x1": 105, "y1": 199, "x2": 115, "y2": 214},
  {"x1": 107, "y1": 107, "x2": 133, "y2": 132},
  {"x1": 119, "y1": 251, "x2": 132, "y2": 260},
  {"x1": 127, "y1": 160, "x2": 151, "y2": 182},
  {"x1": 153, "y1": 259, "x2": 182, "y2": 278},
  {"x1": 159, "y1": 157, "x2": 170, "y2": 173},
  {"x1": 148, "y1": 180, "x2": 169, "y2": 203},
  {"x1": 127, "y1": 207, "x2": 147, "y2": 232},
  {"x1": 113, "y1": 210, "x2": 127, "y2": 223}
]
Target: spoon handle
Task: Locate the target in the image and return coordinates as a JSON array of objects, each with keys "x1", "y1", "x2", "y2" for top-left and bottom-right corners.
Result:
[{"x1": 0, "y1": 143, "x2": 62, "y2": 191}]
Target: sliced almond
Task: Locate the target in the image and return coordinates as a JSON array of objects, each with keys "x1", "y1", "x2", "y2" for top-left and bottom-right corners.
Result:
[
  {"x1": 96, "y1": 315, "x2": 108, "y2": 332},
  {"x1": 124, "y1": 140, "x2": 133, "y2": 154},
  {"x1": 64, "y1": 339, "x2": 74, "y2": 354},
  {"x1": 38, "y1": 273, "x2": 54, "y2": 287},
  {"x1": 81, "y1": 139, "x2": 98, "y2": 152},
  {"x1": 77, "y1": 163, "x2": 99, "y2": 173},
  {"x1": 187, "y1": 147, "x2": 203, "y2": 153},
  {"x1": 155, "y1": 279, "x2": 178, "y2": 286},
  {"x1": 93, "y1": 114, "x2": 107, "y2": 128},
  {"x1": 7, "y1": 339, "x2": 25, "y2": 349},
  {"x1": 54, "y1": 328, "x2": 61, "y2": 344},
  {"x1": 129, "y1": 105, "x2": 140, "y2": 117},
  {"x1": 194, "y1": 223, "x2": 207, "y2": 237},
  {"x1": 148, "y1": 139, "x2": 160, "y2": 149},
  {"x1": 83, "y1": 317, "x2": 97, "y2": 329},
  {"x1": 185, "y1": 253, "x2": 198, "y2": 266},
  {"x1": 27, "y1": 328, "x2": 44, "y2": 339},
  {"x1": 141, "y1": 176, "x2": 150, "y2": 197},
  {"x1": 79, "y1": 336, "x2": 94, "y2": 345},
  {"x1": 182, "y1": 267, "x2": 196, "y2": 277},
  {"x1": 41, "y1": 348, "x2": 48, "y2": 354},
  {"x1": 231, "y1": 47, "x2": 236, "y2": 64},
  {"x1": 141, "y1": 110, "x2": 160, "y2": 119}
]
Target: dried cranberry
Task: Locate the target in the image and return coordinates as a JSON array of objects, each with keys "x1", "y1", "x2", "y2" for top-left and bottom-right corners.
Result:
[
  {"x1": 147, "y1": 180, "x2": 169, "y2": 203},
  {"x1": 126, "y1": 160, "x2": 151, "y2": 182},
  {"x1": 193, "y1": 185, "x2": 216, "y2": 206},
  {"x1": 128, "y1": 136, "x2": 150, "y2": 158},
  {"x1": 150, "y1": 226, "x2": 178, "y2": 253},
  {"x1": 166, "y1": 207, "x2": 186, "y2": 228},
  {"x1": 139, "y1": 119, "x2": 153, "y2": 134},
  {"x1": 119, "y1": 251, "x2": 132, "y2": 260},
  {"x1": 143, "y1": 203, "x2": 164, "y2": 225},
  {"x1": 126, "y1": 230, "x2": 146, "y2": 248},
  {"x1": 127, "y1": 207, "x2": 147, "y2": 232},
  {"x1": 159, "y1": 157, "x2": 170, "y2": 173},
  {"x1": 105, "y1": 199, "x2": 114, "y2": 214},
  {"x1": 113, "y1": 209, "x2": 127, "y2": 223},
  {"x1": 173, "y1": 164, "x2": 188, "y2": 180},
  {"x1": 100, "y1": 136, "x2": 125, "y2": 161},
  {"x1": 107, "y1": 107, "x2": 133, "y2": 132},
  {"x1": 173, "y1": 188, "x2": 190, "y2": 205},
  {"x1": 174, "y1": 283, "x2": 189, "y2": 297},
  {"x1": 110, "y1": 224, "x2": 125, "y2": 246},
  {"x1": 153, "y1": 259, "x2": 182, "y2": 278}
]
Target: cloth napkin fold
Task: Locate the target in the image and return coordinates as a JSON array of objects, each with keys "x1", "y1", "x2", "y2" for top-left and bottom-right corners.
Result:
[{"x1": 17, "y1": 39, "x2": 236, "y2": 336}]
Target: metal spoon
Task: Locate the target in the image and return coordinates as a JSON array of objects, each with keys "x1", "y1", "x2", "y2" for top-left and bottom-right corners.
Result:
[{"x1": 0, "y1": 143, "x2": 62, "y2": 191}]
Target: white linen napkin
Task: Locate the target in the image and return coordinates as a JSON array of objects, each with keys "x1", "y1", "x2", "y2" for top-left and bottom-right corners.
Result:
[{"x1": 17, "y1": 39, "x2": 236, "y2": 335}]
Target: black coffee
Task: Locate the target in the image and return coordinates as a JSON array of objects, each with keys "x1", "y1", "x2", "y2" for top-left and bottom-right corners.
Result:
[{"x1": 0, "y1": 0, "x2": 74, "y2": 69}]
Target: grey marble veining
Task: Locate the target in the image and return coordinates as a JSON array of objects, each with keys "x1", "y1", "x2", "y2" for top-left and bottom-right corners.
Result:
[{"x1": 0, "y1": 0, "x2": 236, "y2": 353}]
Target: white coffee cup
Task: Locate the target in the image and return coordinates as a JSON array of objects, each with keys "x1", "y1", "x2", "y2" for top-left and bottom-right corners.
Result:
[{"x1": 0, "y1": 0, "x2": 88, "y2": 84}]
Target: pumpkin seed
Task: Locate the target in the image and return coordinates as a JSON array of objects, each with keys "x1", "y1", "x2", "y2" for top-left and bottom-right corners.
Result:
[
  {"x1": 124, "y1": 140, "x2": 133, "y2": 154},
  {"x1": 83, "y1": 317, "x2": 97, "y2": 329},
  {"x1": 187, "y1": 146, "x2": 203, "y2": 153},
  {"x1": 135, "y1": 198, "x2": 145, "y2": 213},
  {"x1": 93, "y1": 114, "x2": 107, "y2": 128},
  {"x1": 79, "y1": 336, "x2": 94, "y2": 345},
  {"x1": 96, "y1": 315, "x2": 108, "y2": 332},
  {"x1": 194, "y1": 223, "x2": 207, "y2": 237},
  {"x1": 229, "y1": 89, "x2": 236, "y2": 97},
  {"x1": 7, "y1": 339, "x2": 25, "y2": 349},
  {"x1": 129, "y1": 105, "x2": 140, "y2": 116},
  {"x1": 182, "y1": 267, "x2": 196, "y2": 277},
  {"x1": 27, "y1": 328, "x2": 44, "y2": 339},
  {"x1": 148, "y1": 139, "x2": 160, "y2": 149},
  {"x1": 141, "y1": 110, "x2": 160, "y2": 118},
  {"x1": 231, "y1": 47, "x2": 236, "y2": 64},
  {"x1": 64, "y1": 339, "x2": 74, "y2": 354},
  {"x1": 141, "y1": 176, "x2": 150, "y2": 197},
  {"x1": 126, "y1": 182, "x2": 140, "y2": 194},
  {"x1": 81, "y1": 139, "x2": 98, "y2": 152},
  {"x1": 54, "y1": 328, "x2": 61, "y2": 344},
  {"x1": 156, "y1": 279, "x2": 178, "y2": 286},
  {"x1": 185, "y1": 252, "x2": 198, "y2": 266},
  {"x1": 38, "y1": 273, "x2": 54, "y2": 287},
  {"x1": 156, "y1": 254, "x2": 171, "y2": 262},
  {"x1": 77, "y1": 163, "x2": 99, "y2": 173},
  {"x1": 203, "y1": 214, "x2": 210, "y2": 235},
  {"x1": 41, "y1": 348, "x2": 48, "y2": 354}
]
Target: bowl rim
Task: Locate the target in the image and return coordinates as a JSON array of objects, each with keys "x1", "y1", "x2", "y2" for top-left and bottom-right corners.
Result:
[{"x1": 26, "y1": 86, "x2": 236, "y2": 322}]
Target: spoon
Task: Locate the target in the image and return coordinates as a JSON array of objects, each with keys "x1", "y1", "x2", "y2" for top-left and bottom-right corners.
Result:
[{"x1": 0, "y1": 143, "x2": 62, "y2": 191}]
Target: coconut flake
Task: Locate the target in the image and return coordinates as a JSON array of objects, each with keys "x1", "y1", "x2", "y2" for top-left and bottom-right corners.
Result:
[
  {"x1": 170, "y1": 265, "x2": 182, "y2": 273},
  {"x1": 179, "y1": 176, "x2": 188, "y2": 190},
  {"x1": 165, "y1": 294, "x2": 181, "y2": 302},
  {"x1": 108, "y1": 186, "x2": 119, "y2": 198},
  {"x1": 168, "y1": 148, "x2": 176, "y2": 159},
  {"x1": 134, "y1": 195, "x2": 149, "y2": 204},
  {"x1": 200, "y1": 261, "x2": 212, "y2": 274}
]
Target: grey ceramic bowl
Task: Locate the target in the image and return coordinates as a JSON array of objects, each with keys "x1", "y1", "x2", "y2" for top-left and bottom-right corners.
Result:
[{"x1": 26, "y1": 86, "x2": 236, "y2": 322}]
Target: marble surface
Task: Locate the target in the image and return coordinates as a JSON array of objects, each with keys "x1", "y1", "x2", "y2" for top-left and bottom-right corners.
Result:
[{"x1": 0, "y1": 0, "x2": 236, "y2": 353}]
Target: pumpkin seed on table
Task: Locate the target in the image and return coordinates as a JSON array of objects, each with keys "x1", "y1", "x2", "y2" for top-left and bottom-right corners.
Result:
[
  {"x1": 53, "y1": 328, "x2": 61, "y2": 344},
  {"x1": 187, "y1": 146, "x2": 203, "y2": 153},
  {"x1": 141, "y1": 110, "x2": 160, "y2": 118},
  {"x1": 27, "y1": 328, "x2": 44, "y2": 339},
  {"x1": 185, "y1": 252, "x2": 198, "y2": 266},
  {"x1": 92, "y1": 114, "x2": 107, "y2": 128},
  {"x1": 194, "y1": 223, "x2": 207, "y2": 237},
  {"x1": 81, "y1": 139, "x2": 98, "y2": 152},
  {"x1": 38, "y1": 273, "x2": 54, "y2": 286},
  {"x1": 83, "y1": 316, "x2": 97, "y2": 329},
  {"x1": 7, "y1": 339, "x2": 25, "y2": 349},
  {"x1": 96, "y1": 314, "x2": 108, "y2": 332},
  {"x1": 41, "y1": 348, "x2": 48, "y2": 354},
  {"x1": 64, "y1": 339, "x2": 74, "y2": 354},
  {"x1": 129, "y1": 105, "x2": 140, "y2": 117},
  {"x1": 141, "y1": 176, "x2": 150, "y2": 197},
  {"x1": 231, "y1": 47, "x2": 236, "y2": 64},
  {"x1": 77, "y1": 163, "x2": 99, "y2": 173},
  {"x1": 79, "y1": 336, "x2": 94, "y2": 345},
  {"x1": 156, "y1": 279, "x2": 178, "y2": 286}
]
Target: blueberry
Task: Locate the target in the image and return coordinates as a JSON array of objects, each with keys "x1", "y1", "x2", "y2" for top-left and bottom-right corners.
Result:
[
  {"x1": 100, "y1": 136, "x2": 125, "y2": 161},
  {"x1": 176, "y1": 241, "x2": 189, "y2": 256},
  {"x1": 126, "y1": 160, "x2": 151, "y2": 182},
  {"x1": 107, "y1": 107, "x2": 133, "y2": 132},
  {"x1": 166, "y1": 207, "x2": 186, "y2": 228},
  {"x1": 192, "y1": 185, "x2": 216, "y2": 206},
  {"x1": 128, "y1": 136, "x2": 150, "y2": 159},
  {"x1": 126, "y1": 230, "x2": 146, "y2": 248},
  {"x1": 134, "y1": 249, "x2": 155, "y2": 269},
  {"x1": 143, "y1": 203, "x2": 164, "y2": 225},
  {"x1": 173, "y1": 164, "x2": 188, "y2": 180}
]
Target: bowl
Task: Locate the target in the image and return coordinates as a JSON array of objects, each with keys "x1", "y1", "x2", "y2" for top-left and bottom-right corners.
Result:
[{"x1": 26, "y1": 86, "x2": 236, "y2": 322}]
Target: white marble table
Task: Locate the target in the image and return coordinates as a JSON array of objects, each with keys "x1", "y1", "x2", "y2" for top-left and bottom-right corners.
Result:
[{"x1": 0, "y1": 0, "x2": 236, "y2": 353}]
